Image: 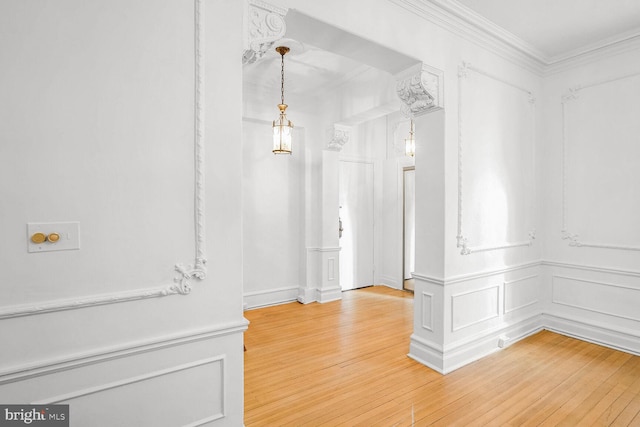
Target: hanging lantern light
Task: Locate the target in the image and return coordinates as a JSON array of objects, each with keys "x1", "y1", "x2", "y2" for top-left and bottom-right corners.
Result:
[
  {"x1": 405, "y1": 118, "x2": 415, "y2": 157},
  {"x1": 272, "y1": 46, "x2": 293, "y2": 154}
]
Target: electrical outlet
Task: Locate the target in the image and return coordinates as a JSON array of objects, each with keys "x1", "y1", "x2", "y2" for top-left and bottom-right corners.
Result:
[{"x1": 27, "y1": 222, "x2": 80, "y2": 253}]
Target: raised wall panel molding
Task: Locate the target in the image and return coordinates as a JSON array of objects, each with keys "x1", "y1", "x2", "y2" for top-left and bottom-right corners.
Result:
[
  {"x1": 242, "y1": 0, "x2": 287, "y2": 65},
  {"x1": 542, "y1": 260, "x2": 640, "y2": 278},
  {"x1": 561, "y1": 71, "x2": 640, "y2": 252},
  {"x1": 413, "y1": 261, "x2": 541, "y2": 286},
  {"x1": 456, "y1": 62, "x2": 536, "y2": 255},
  {"x1": 504, "y1": 275, "x2": 539, "y2": 314},
  {"x1": 552, "y1": 275, "x2": 640, "y2": 323},
  {"x1": 326, "y1": 124, "x2": 351, "y2": 151},
  {"x1": 0, "y1": 320, "x2": 248, "y2": 386},
  {"x1": 421, "y1": 292, "x2": 434, "y2": 331},
  {"x1": 451, "y1": 285, "x2": 500, "y2": 332},
  {"x1": 0, "y1": 0, "x2": 207, "y2": 319},
  {"x1": 395, "y1": 63, "x2": 444, "y2": 117}
]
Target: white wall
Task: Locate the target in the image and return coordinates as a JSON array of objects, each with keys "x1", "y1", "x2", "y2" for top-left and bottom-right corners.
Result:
[
  {"x1": 242, "y1": 119, "x2": 305, "y2": 309},
  {"x1": 539, "y1": 49, "x2": 640, "y2": 355},
  {"x1": 0, "y1": 1, "x2": 246, "y2": 425}
]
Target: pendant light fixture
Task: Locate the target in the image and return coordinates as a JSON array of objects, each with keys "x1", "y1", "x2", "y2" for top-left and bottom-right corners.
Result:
[
  {"x1": 272, "y1": 46, "x2": 293, "y2": 154},
  {"x1": 405, "y1": 118, "x2": 415, "y2": 157}
]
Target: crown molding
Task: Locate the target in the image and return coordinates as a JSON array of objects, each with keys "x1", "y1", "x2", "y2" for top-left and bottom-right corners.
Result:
[{"x1": 389, "y1": 0, "x2": 640, "y2": 76}]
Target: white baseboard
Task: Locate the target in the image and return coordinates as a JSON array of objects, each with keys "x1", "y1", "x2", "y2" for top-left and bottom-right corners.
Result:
[
  {"x1": 379, "y1": 275, "x2": 401, "y2": 289},
  {"x1": 297, "y1": 287, "x2": 317, "y2": 304},
  {"x1": 409, "y1": 315, "x2": 543, "y2": 374},
  {"x1": 316, "y1": 286, "x2": 342, "y2": 303},
  {"x1": 243, "y1": 287, "x2": 298, "y2": 310},
  {"x1": 543, "y1": 313, "x2": 640, "y2": 356}
]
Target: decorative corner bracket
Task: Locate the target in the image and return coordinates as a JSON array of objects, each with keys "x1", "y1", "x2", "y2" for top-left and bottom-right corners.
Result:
[
  {"x1": 242, "y1": 0, "x2": 288, "y2": 65},
  {"x1": 395, "y1": 63, "x2": 444, "y2": 117},
  {"x1": 561, "y1": 230, "x2": 581, "y2": 247},
  {"x1": 327, "y1": 124, "x2": 351, "y2": 151}
]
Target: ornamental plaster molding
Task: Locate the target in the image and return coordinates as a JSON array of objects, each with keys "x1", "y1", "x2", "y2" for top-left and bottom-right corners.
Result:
[
  {"x1": 456, "y1": 61, "x2": 536, "y2": 255},
  {"x1": 1, "y1": 0, "x2": 207, "y2": 319},
  {"x1": 560, "y1": 71, "x2": 640, "y2": 252},
  {"x1": 242, "y1": 0, "x2": 288, "y2": 65},
  {"x1": 395, "y1": 63, "x2": 444, "y2": 117},
  {"x1": 326, "y1": 124, "x2": 351, "y2": 151}
]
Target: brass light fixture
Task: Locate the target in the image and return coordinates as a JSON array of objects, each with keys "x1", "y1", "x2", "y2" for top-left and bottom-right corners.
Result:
[
  {"x1": 405, "y1": 118, "x2": 415, "y2": 157},
  {"x1": 272, "y1": 46, "x2": 293, "y2": 154}
]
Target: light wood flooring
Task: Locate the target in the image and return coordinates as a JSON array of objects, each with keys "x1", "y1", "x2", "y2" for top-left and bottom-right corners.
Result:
[{"x1": 244, "y1": 286, "x2": 640, "y2": 426}]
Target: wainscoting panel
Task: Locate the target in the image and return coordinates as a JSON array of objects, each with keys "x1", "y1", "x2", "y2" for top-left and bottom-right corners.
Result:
[
  {"x1": 451, "y1": 286, "x2": 500, "y2": 332},
  {"x1": 421, "y1": 292, "x2": 434, "y2": 331},
  {"x1": 39, "y1": 357, "x2": 225, "y2": 426},
  {"x1": 504, "y1": 275, "x2": 539, "y2": 314},
  {"x1": 544, "y1": 262, "x2": 640, "y2": 355},
  {"x1": 0, "y1": 323, "x2": 244, "y2": 426},
  {"x1": 552, "y1": 275, "x2": 640, "y2": 322}
]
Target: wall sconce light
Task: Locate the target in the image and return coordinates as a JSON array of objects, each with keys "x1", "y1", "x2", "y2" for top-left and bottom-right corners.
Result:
[
  {"x1": 405, "y1": 118, "x2": 415, "y2": 157},
  {"x1": 272, "y1": 46, "x2": 293, "y2": 154}
]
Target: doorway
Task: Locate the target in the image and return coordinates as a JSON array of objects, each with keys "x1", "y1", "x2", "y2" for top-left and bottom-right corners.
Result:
[
  {"x1": 403, "y1": 167, "x2": 415, "y2": 291},
  {"x1": 339, "y1": 160, "x2": 374, "y2": 291}
]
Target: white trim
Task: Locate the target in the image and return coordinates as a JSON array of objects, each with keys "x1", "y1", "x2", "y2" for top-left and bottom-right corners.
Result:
[
  {"x1": 413, "y1": 261, "x2": 541, "y2": 287},
  {"x1": 552, "y1": 275, "x2": 640, "y2": 323},
  {"x1": 543, "y1": 314, "x2": 640, "y2": 356},
  {"x1": 456, "y1": 62, "x2": 536, "y2": 255},
  {"x1": 450, "y1": 285, "x2": 500, "y2": 332},
  {"x1": 35, "y1": 356, "x2": 226, "y2": 425},
  {"x1": 421, "y1": 292, "x2": 434, "y2": 331},
  {"x1": 243, "y1": 286, "x2": 299, "y2": 310},
  {"x1": 0, "y1": 320, "x2": 247, "y2": 386},
  {"x1": 388, "y1": 0, "x2": 640, "y2": 76},
  {"x1": 173, "y1": 0, "x2": 208, "y2": 294},
  {"x1": 542, "y1": 260, "x2": 640, "y2": 278},
  {"x1": 560, "y1": 71, "x2": 640, "y2": 252},
  {"x1": 503, "y1": 275, "x2": 539, "y2": 314}
]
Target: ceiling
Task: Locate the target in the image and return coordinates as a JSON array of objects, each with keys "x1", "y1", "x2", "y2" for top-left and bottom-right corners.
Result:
[
  {"x1": 453, "y1": 0, "x2": 640, "y2": 60},
  {"x1": 244, "y1": 0, "x2": 640, "y2": 105}
]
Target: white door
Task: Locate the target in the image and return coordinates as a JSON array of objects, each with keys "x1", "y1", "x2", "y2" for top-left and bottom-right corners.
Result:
[{"x1": 339, "y1": 161, "x2": 374, "y2": 291}]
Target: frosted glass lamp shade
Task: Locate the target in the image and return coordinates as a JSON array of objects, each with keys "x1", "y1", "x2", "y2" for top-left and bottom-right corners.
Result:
[{"x1": 273, "y1": 104, "x2": 293, "y2": 154}]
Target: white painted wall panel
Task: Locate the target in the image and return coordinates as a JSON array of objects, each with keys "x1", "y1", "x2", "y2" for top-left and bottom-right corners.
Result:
[
  {"x1": 457, "y1": 64, "x2": 536, "y2": 254},
  {"x1": 562, "y1": 73, "x2": 640, "y2": 250},
  {"x1": 552, "y1": 275, "x2": 640, "y2": 322},
  {"x1": 451, "y1": 286, "x2": 500, "y2": 331},
  {"x1": 504, "y1": 275, "x2": 539, "y2": 313}
]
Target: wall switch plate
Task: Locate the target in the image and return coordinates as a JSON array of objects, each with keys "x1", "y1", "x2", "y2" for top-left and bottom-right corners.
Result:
[{"x1": 27, "y1": 222, "x2": 80, "y2": 253}]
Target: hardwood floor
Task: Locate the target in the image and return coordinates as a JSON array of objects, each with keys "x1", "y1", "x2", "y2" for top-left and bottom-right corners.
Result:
[{"x1": 244, "y1": 286, "x2": 640, "y2": 426}]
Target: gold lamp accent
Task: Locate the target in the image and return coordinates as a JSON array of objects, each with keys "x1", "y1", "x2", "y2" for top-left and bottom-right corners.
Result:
[
  {"x1": 272, "y1": 46, "x2": 293, "y2": 154},
  {"x1": 405, "y1": 118, "x2": 415, "y2": 157}
]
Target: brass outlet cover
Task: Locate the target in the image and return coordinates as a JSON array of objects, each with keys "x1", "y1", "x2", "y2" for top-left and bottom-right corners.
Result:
[
  {"x1": 31, "y1": 232, "x2": 47, "y2": 244},
  {"x1": 47, "y1": 233, "x2": 60, "y2": 243}
]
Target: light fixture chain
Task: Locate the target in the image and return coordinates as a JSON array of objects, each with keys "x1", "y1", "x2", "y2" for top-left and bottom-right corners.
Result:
[{"x1": 281, "y1": 52, "x2": 285, "y2": 105}]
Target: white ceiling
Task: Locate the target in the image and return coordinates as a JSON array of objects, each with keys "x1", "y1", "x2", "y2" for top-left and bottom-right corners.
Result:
[
  {"x1": 454, "y1": 0, "x2": 640, "y2": 60},
  {"x1": 244, "y1": 0, "x2": 640, "y2": 105}
]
